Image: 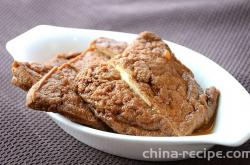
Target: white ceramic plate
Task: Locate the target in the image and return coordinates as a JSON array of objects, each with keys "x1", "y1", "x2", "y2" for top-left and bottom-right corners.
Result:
[{"x1": 6, "y1": 25, "x2": 250, "y2": 161}]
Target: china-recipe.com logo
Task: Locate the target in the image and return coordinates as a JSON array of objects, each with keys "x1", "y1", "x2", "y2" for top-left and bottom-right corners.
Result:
[{"x1": 142, "y1": 148, "x2": 250, "y2": 160}]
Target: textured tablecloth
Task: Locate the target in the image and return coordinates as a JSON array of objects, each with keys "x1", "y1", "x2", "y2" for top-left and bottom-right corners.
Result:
[{"x1": 0, "y1": 0, "x2": 249, "y2": 164}]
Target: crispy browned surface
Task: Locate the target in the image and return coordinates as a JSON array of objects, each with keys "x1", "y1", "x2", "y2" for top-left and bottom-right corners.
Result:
[
  {"x1": 11, "y1": 38, "x2": 128, "y2": 91},
  {"x1": 76, "y1": 64, "x2": 174, "y2": 135},
  {"x1": 90, "y1": 37, "x2": 128, "y2": 57},
  {"x1": 13, "y1": 38, "x2": 127, "y2": 130},
  {"x1": 48, "y1": 52, "x2": 82, "y2": 66},
  {"x1": 26, "y1": 51, "x2": 110, "y2": 130},
  {"x1": 112, "y1": 32, "x2": 220, "y2": 135},
  {"x1": 11, "y1": 52, "x2": 81, "y2": 91},
  {"x1": 77, "y1": 32, "x2": 220, "y2": 136},
  {"x1": 11, "y1": 62, "x2": 53, "y2": 91}
]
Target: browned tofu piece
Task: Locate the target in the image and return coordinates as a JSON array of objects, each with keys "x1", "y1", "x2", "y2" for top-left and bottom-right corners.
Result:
[
  {"x1": 26, "y1": 51, "x2": 110, "y2": 130},
  {"x1": 11, "y1": 52, "x2": 81, "y2": 91},
  {"x1": 90, "y1": 37, "x2": 128, "y2": 57},
  {"x1": 76, "y1": 63, "x2": 175, "y2": 135},
  {"x1": 11, "y1": 38, "x2": 127, "y2": 91},
  {"x1": 24, "y1": 38, "x2": 127, "y2": 130},
  {"x1": 76, "y1": 32, "x2": 219, "y2": 136}
]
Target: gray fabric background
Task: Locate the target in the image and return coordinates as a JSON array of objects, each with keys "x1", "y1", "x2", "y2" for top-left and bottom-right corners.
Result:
[{"x1": 0, "y1": 0, "x2": 249, "y2": 164}]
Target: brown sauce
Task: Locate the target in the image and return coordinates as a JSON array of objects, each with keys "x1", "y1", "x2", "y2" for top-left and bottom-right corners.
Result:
[{"x1": 192, "y1": 116, "x2": 215, "y2": 135}]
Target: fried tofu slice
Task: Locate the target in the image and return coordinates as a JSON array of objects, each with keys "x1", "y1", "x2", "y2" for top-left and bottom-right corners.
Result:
[
  {"x1": 90, "y1": 37, "x2": 128, "y2": 57},
  {"x1": 76, "y1": 63, "x2": 175, "y2": 135},
  {"x1": 11, "y1": 52, "x2": 81, "y2": 91},
  {"x1": 11, "y1": 38, "x2": 127, "y2": 91},
  {"x1": 11, "y1": 62, "x2": 52, "y2": 91},
  {"x1": 26, "y1": 50, "x2": 109, "y2": 130},
  {"x1": 76, "y1": 32, "x2": 219, "y2": 136},
  {"x1": 24, "y1": 38, "x2": 127, "y2": 130}
]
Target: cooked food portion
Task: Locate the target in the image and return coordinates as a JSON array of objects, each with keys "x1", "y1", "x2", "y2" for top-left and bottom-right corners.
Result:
[
  {"x1": 91, "y1": 37, "x2": 128, "y2": 57},
  {"x1": 11, "y1": 32, "x2": 219, "y2": 136},
  {"x1": 12, "y1": 61, "x2": 53, "y2": 91},
  {"x1": 76, "y1": 63, "x2": 174, "y2": 135},
  {"x1": 110, "y1": 32, "x2": 220, "y2": 135},
  {"x1": 11, "y1": 52, "x2": 82, "y2": 91},
  {"x1": 48, "y1": 51, "x2": 82, "y2": 66},
  {"x1": 26, "y1": 51, "x2": 109, "y2": 130},
  {"x1": 76, "y1": 32, "x2": 219, "y2": 136},
  {"x1": 24, "y1": 38, "x2": 127, "y2": 130},
  {"x1": 11, "y1": 38, "x2": 127, "y2": 91}
]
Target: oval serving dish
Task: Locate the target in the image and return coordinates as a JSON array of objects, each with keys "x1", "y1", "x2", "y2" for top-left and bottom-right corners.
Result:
[{"x1": 6, "y1": 25, "x2": 250, "y2": 161}]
